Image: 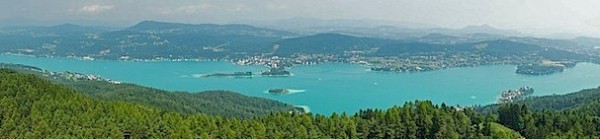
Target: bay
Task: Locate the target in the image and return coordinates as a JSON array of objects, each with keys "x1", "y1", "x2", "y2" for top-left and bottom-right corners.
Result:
[{"x1": 2, "y1": 54, "x2": 600, "y2": 114}]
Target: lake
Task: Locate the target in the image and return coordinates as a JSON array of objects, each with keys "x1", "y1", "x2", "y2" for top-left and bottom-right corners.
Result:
[{"x1": 2, "y1": 54, "x2": 600, "y2": 114}]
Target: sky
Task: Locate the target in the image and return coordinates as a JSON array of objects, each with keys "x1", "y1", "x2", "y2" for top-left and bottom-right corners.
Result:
[{"x1": 1, "y1": 0, "x2": 600, "y2": 36}]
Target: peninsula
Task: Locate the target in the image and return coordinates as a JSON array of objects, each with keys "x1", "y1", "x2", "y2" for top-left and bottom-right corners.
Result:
[{"x1": 515, "y1": 61, "x2": 576, "y2": 75}]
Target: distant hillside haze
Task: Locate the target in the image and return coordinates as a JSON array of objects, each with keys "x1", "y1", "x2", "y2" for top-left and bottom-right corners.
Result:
[
  {"x1": 273, "y1": 33, "x2": 394, "y2": 55},
  {"x1": 0, "y1": 20, "x2": 598, "y2": 62},
  {"x1": 126, "y1": 21, "x2": 297, "y2": 38}
]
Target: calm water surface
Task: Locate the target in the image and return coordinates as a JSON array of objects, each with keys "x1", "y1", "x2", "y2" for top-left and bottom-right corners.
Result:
[{"x1": 2, "y1": 54, "x2": 600, "y2": 114}]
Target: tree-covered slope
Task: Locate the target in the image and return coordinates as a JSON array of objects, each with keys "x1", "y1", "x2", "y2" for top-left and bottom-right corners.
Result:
[
  {"x1": 272, "y1": 33, "x2": 591, "y2": 62},
  {"x1": 0, "y1": 21, "x2": 297, "y2": 59},
  {"x1": 59, "y1": 80, "x2": 299, "y2": 118},
  {"x1": 273, "y1": 33, "x2": 394, "y2": 56},
  {"x1": 495, "y1": 103, "x2": 600, "y2": 138},
  {"x1": 476, "y1": 87, "x2": 600, "y2": 138},
  {"x1": 0, "y1": 69, "x2": 165, "y2": 138},
  {"x1": 476, "y1": 86, "x2": 600, "y2": 114}
]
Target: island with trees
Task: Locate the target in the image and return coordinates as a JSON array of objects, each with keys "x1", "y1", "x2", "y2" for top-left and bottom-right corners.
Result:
[
  {"x1": 515, "y1": 61, "x2": 577, "y2": 75},
  {"x1": 498, "y1": 86, "x2": 534, "y2": 103},
  {"x1": 200, "y1": 71, "x2": 253, "y2": 78},
  {"x1": 261, "y1": 67, "x2": 292, "y2": 76}
]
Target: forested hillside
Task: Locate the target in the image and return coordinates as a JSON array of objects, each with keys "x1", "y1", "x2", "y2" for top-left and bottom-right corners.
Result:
[
  {"x1": 58, "y1": 80, "x2": 299, "y2": 118},
  {"x1": 477, "y1": 86, "x2": 600, "y2": 113},
  {"x1": 494, "y1": 102, "x2": 600, "y2": 138},
  {"x1": 476, "y1": 87, "x2": 600, "y2": 138},
  {"x1": 0, "y1": 69, "x2": 164, "y2": 138}
]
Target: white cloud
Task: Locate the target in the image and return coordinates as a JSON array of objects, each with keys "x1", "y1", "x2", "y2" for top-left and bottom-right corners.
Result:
[
  {"x1": 229, "y1": 3, "x2": 251, "y2": 13},
  {"x1": 266, "y1": 3, "x2": 288, "y2": 11},
  {"x1": 80, "y1": 4, "x2": 115, "y2": 13},
  {"x1": 177, "y1": 4, "x2": 211, "y2": 14}
]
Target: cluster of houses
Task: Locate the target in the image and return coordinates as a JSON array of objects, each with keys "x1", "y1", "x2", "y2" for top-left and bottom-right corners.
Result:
[{"x1": 498, "y1": 86, "x2": 534, "y2": 103}]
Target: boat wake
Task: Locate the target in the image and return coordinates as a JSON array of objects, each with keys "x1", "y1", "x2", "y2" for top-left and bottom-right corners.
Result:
[
  {"x1": 263, "y1": 89, "x2": 306, "y2": 95},
  {"x1": 294, "y1": 105, "x2": 311, "y2": 113},
  {"x1": 192, "y1": 74, "x2": 205, "y2": 78}
]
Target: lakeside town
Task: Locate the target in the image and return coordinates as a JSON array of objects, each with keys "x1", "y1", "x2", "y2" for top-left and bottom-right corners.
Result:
[
  {"x1": 233, "y1": 52, "x2": 569, "y2": 75},
  {"x1": 2, "y1": 51, "x2": 581, "y2": 75}
]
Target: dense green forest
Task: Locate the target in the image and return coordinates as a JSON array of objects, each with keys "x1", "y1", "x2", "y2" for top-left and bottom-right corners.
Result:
[
  {"x1": 55, "y1": 80, "x2": 299, "y2": 119},
  {"x1": 477, "y1": 86, "x2": 600, "y2": 113},
  {"x1": 3, "y1": 68, "x2": 600, "y2": 138}
]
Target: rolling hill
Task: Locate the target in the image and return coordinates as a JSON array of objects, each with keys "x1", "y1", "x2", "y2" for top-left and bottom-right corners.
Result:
[{"x1": 0, "y1": 21, "x2": 597, "y2": 64}]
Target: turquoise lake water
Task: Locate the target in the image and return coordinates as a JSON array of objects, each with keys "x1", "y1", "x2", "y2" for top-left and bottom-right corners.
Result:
[{"x1": 2, "y1": 54, "x2": 600, "y2": 114}]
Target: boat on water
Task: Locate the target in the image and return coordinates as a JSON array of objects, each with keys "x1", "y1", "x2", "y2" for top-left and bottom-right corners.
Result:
[{"x1": 498, "y1": 86, "x2": 534, "y2": 103}]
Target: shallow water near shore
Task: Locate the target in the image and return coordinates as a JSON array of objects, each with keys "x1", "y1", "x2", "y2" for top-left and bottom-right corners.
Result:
[{"x1": 3, "y1": 54, "x2": 600, "y2": 114}]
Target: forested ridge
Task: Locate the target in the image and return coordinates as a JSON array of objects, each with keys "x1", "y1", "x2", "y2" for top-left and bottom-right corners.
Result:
[
  {"x1": 477, "y1": 87, "x2": 600, "y2": 113},
  {"x1": 55, "y1": 80, "x2": 299, "y2": 119},
  {"x1": 2, "y1": 68, "x2": 600, "y2": 138}
]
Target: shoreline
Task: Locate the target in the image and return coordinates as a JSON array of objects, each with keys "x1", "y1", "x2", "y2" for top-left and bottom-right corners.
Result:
[
  {"x1": 1, "y1": 53, "x2": 593, "y2": 75},
  {"x1": 294, "y1": 105, "x2": 311, "y2": 113},
  {"x1": 191, "y1": 73, "x2": 294, "y2": 78}
]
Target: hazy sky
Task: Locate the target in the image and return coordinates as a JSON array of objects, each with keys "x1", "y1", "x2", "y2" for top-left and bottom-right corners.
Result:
[{"x1": 2, "y1": 0, "x2": 600, "y2": 35}]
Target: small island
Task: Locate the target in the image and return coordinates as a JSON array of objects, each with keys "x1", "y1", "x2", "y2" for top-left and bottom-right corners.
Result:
[
  {"x1": 197, "y1": 68, "x2": 292, "y2": 78},
  {"x1": 201, "y1": 71, "x2": 253, "y2": 78},
  {"x1": 268, "y1": 88, "x2": 291, "y2": 95},
  {"x1": 261, "y1": 68, "x2": 292, "y2": 76},
  {"x1": 498, "y1": 86, "x2": 534, "y2": 103}
]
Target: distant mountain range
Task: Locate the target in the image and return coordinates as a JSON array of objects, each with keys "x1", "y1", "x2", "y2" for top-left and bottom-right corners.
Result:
[
  {"x1": 0, "y1": 20, "x2": 599, "y2": 62},
  {"x1": 2, "y1": 23, "x2": 109, "y2": 35}
]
